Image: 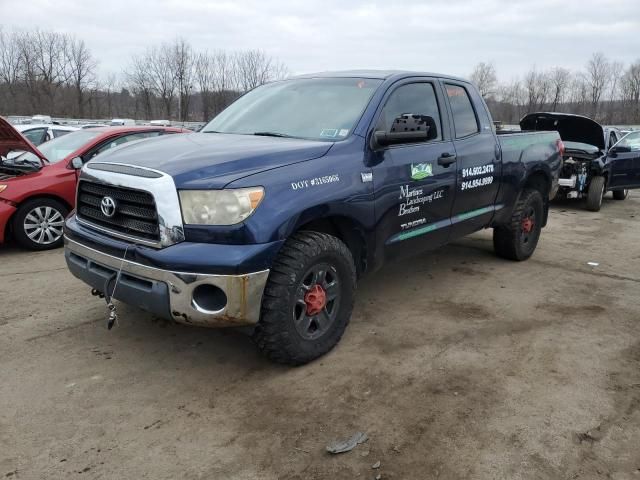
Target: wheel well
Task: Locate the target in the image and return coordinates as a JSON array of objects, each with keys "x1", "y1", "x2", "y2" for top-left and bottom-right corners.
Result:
[
  {"x1": 523, "y1": 171, "x2": 551, "y2": 227},
  {"x1": 296, "y1": 216, "x2": 368, "y2": 277},
  {"x1": 5, "y1": 194, "x2": 72, "y2": 238}
]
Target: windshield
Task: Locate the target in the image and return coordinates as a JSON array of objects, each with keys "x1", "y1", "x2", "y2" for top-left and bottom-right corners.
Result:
[
  {"x1": 201, "y1": 77, "x2": 382, "y2": 141},
  {"x1": 615, "y1": 131, "x2": 640, "y2": 151},
  {"x1": 13, "y1": 129, "x2": 102, "y2": 164}
]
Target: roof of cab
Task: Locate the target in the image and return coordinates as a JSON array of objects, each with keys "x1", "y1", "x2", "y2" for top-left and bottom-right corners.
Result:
[{"x1": 292, "y1": 70, "x2": 469, "y2": 83}]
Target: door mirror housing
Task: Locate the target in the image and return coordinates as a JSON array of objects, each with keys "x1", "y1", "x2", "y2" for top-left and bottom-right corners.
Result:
[
  {"x1": 374, "y1": 114, "x2": 437, "y2": 147},
  {"x1": 610, "y1": 145, "x2": 630, "y2": 155},
  {"x1": 70, "y1": 157, "x2": 83, "y2": 169}
]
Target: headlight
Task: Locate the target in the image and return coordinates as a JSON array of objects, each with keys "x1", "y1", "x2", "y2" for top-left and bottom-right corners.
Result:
[
  {"x1": 179, "y1": 187, "x2": 264, "y2": 225},
  {"x1": 0, "y1": 185, "x2": 7, "y2": 194}
]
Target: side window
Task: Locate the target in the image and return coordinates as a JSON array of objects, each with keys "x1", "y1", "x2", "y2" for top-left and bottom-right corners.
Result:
[
  {"x1": 22, "y1": 128, "x2": 47, "y2": 145},
  {"x1": 376, "y1": 83, "x2": 442, "y2": 142},
  {"x1": 52, "y1": 129, "x2": 72, "y2": 138},
  {"x1": 609, "y1": 131, "x2": 617, "y2": 147},
  {"x1": 93, "y1": 131, "x2": 162, "y2": 157},
  {"x1": 446, "y1": 84, "x2": 479, "y2": 138}
]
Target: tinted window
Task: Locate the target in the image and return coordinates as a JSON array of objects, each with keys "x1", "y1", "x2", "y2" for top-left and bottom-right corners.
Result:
[
  {"x1": 616, "y1": 131, "x2": 640, "y2": 151},
  {"x1": 446, "y1": 84, "x2": 479, "y2": 138},
  {"x1": 376, "y1": 83, "x2": 442, "y2": 141},
  {"x1": 53, "y1": 129, "x2": 73, "y2": 138},
  {"x1": 93, "y1": 131, "x2": 162, "y2": 157},
  {"x1": 22, "y1": 128, "x2": 47, "y2": 145}
]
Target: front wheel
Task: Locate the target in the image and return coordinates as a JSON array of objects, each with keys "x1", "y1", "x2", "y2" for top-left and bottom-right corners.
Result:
[
  {"x1": 493, "y1": 188, "x2": 544, "y2": 261},
  {"x1": 253, "y1": 231, "x2": 356, "y2": 365},
  {"x1": 612, "y1": 189, "x2": 628, "y2": 201},
  {"x1": 586, "y1": 176, "x2": 605, "y2": 211},
  {"x1": 12, "y1": 198, "x2": 68, "y2": 250}
]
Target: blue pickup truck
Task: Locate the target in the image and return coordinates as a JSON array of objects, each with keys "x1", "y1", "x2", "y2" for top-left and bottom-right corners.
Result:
[{"x1": 64, "y1": 71, "x2": 563, "y2": 364}]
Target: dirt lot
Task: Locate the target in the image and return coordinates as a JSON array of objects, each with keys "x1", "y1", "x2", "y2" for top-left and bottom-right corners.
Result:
[{"x1": 1, "y1": 194, "x2": 639, "y2": 480}]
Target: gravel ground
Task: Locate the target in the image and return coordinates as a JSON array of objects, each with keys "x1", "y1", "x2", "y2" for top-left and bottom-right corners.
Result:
[{"x1": 1, "y1": 193, "x2": 639, "y2": 480}]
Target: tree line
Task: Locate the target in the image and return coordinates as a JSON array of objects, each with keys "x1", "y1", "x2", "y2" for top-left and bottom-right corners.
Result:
[
  {"x1": 470, "y1": 55, "x2": 640, "y2": 125},
  {"x1": 2, "y1": 27, "x2": 640, "y2": 125},
  {"x1": 0, "y1": 29, "x2": 288, "y2": 122}
]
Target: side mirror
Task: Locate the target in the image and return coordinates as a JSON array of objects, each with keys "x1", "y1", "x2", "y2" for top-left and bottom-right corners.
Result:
[
  {"x1": 374, "y1": 114, "x2": 437, "y2": 147},
  {"x1": 70, "y1": 157, "x2": 83, "y2": 169}
]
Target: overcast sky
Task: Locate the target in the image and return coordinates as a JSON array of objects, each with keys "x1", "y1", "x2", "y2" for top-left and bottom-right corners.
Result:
[{"x1": 2, "y1": 0, "x2": 639, "y2": 81}]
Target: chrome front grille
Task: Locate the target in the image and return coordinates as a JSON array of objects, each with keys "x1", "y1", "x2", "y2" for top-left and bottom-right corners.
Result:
[
  {"x1": 77, "y1": 181, "x2": 160, "y2": 241},
  {"x1": 76, "y1": 162, "x2": 185, "y2": 248}
]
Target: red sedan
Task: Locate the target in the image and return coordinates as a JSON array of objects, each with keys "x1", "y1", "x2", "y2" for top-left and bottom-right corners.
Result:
[{"x1": 0, "y1": 119, "x2": 189, "y2": 249}]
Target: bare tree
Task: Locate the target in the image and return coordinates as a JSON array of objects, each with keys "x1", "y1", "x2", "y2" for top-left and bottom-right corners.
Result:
[
  {"x1": 170, "y1": 38, "x2": 194, "y2": 122},
  {"x1": 524, "y1": 68, "x2": 550, "y2": 112},
  {"x1": 470, "y1": 62, "x2": 497, "y2": 99},
  {"x1": 65, "y1": 37, "x2": 97, "y2": 117},
  {"x1": 549, "y1": 67, "x2": 571, "y2": 111},
  {"x1": 584, "y1": 52, "x2": 612, "y2": 119}
]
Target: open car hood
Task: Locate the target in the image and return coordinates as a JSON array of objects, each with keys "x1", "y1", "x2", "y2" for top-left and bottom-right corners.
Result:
[
  {"x1": 519, "y1": 112, "x2": 605, "y2": 151},
  {"x1": 0, "y1": 116, "x2": 48, "y2": 162}
]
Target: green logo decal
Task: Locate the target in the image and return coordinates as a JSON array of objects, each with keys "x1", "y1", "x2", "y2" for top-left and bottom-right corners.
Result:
[{"x1": 410, "y1": 163, "x2": 433, "y2": 180}]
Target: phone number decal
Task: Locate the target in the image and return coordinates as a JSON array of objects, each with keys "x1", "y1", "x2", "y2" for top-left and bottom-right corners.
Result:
[
  {"x1": 461, "y1": 176, "x2": 494, "y2": 191},
  {"x1": 462, "y1": 164, "x2": 494, "y2": 178}
]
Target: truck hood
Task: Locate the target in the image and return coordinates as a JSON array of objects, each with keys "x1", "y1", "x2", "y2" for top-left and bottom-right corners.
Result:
[
  {"x1": 89, "y1": 132, "x2": 334, "y2": 188},
  {"x1": 0, "y1": 117, "x2": 48, "y2": 162},
  {"x1": 519, "y1": 113, "x2": 605, "y2": 151}
]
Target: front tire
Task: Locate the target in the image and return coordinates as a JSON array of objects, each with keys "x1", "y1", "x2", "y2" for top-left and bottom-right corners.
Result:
[
  {"x1": 493, "y1": 188, "x2": 544, "y2": 261},
  {"x1": 253, "y1": 231, "x2": 356, "y2": 365},
  {"x1": 12, "y1": 198, "x2": 68, "y2": 250},
  {"x1": 612, "y1": 189, "x2": 628, "y2": 200},
  {"x1": 586, "y1": 176, "x2": 605, "y2": 211}
]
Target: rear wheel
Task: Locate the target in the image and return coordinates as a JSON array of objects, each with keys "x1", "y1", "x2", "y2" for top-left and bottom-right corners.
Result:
[
  {"x1": 252, "y1": 231, "x2": 356, "y2": 365},
  {"x1": 493, "y1": 188, "x2": 543, "y2": 261},
  {"x1": 612, "y1": 189, "x2": 628, "y2": 200},
  {"x1": 12, "y1": 198, "x2": 68, "y2": 250},
  {"x1": 586, "y1": 176, "x2": 605, "y2": 211}
]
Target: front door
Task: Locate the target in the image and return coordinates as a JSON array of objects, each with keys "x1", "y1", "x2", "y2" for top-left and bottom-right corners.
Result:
[
  {"x1": 608, "y1": 132, "x2": 640, "y2": 189},
  {"x1": 370, "y1": 80, "x2": 457, "y2": 261}
]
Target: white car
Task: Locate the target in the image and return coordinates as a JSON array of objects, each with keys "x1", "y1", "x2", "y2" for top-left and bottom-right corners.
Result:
[{"x1": 15, "y1": 124, "x2": 79, "y2": 146}]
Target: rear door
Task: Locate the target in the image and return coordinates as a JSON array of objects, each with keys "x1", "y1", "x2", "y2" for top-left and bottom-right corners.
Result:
[
  {"x1": 444, "y1": 82, "x2": 501, "y2": 237},
  {"x1": 371, "y1": 78, "x2": 457, "y2": 260},
  {"x1": 608, "y1": 132, "x2": 640, "y2": 188}
]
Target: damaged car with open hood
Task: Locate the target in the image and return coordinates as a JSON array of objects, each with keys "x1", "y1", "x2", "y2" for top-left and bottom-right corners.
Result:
[{"x1": 520, "y1": 112, "x2": 637, "y2": 211}]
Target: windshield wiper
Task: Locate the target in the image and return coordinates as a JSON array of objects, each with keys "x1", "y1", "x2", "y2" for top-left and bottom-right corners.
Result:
[{"x1": 252, "y1": 131, "x2": 294, "y2": 138}]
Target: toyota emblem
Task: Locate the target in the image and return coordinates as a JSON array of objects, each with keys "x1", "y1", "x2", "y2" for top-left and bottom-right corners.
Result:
[{"x1": 100, "y1": 196, "x2": 117, "y2": 218}]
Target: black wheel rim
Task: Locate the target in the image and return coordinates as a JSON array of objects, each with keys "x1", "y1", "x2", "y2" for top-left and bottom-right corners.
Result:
[
  {"x1": 293, "y1": 262, "x2": 341, "y2": 340},
  {"x1": 520, "y1": 206, "x2": 536, "y2": 246}
]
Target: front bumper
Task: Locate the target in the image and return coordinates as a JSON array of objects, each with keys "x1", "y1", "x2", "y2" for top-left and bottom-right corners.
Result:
[{"x1": 65, "y1": 237, "x2": 269, "y2": 327}]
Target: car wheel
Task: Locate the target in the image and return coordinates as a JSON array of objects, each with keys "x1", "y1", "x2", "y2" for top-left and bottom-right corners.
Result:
[
  {"x1": 612, "y1": 189, "x2": 628, "y2": 200},
  {"x1": 12, "y1": 198, "x2": 68, "y2": 250},
  {"x1": 586, "y1": 176, "x2": 605, "y2": 211},
  {"x1": 252, "y1": 231, "x2": 356, "y2": 365},
  {"x1": 493, "y1": 188, "x2": 544, "y2": 261}
]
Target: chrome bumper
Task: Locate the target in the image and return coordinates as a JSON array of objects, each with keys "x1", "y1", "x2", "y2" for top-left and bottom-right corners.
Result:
[{"x1": 64, "y1": 237, "x2": 269, "y2": 327}]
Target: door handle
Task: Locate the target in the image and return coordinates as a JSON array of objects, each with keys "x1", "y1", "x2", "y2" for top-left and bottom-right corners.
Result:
[{"x1": 438, "y1": 153, "x2": 457, "y2": 167}]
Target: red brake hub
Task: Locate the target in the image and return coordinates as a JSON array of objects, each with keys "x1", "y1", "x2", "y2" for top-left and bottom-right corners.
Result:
[
  {"x1": 304, "y1": 285, "x2": 327, "y2": 316},
  {"x1": 522, "y1": 217, "x2": 534, "y2": 234}
]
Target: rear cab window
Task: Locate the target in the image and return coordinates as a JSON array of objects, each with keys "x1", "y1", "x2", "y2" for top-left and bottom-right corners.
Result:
[{"x1": 445, "y1": 84, "x2": 479, "y2": 138}]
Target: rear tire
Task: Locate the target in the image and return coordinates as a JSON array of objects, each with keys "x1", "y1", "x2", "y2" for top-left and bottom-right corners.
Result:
[
  {"x1": 252, "y1": 231, "x2": 356, "y2": 365},
  {"x1": 493, "y1": 188, "x2": 544, "y2": 261},
  {"x1": 12, "y1": 198, "x2": 68, "y2": 250},
  {"x1": 586, "y1": 176, "x2": 605, "y2": 211},
  {"x1": 612, "y1": 189, "x2": 628, "y2": 201}
]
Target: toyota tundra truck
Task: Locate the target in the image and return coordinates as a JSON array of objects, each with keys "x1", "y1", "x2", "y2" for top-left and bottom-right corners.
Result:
[{"x1": 63, "y1": 71, "x2": 563, "y2": 365}]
